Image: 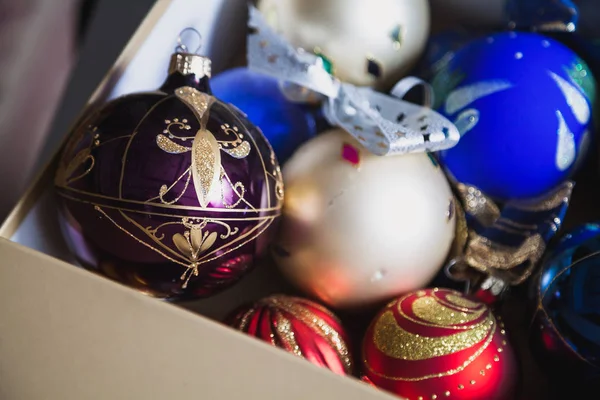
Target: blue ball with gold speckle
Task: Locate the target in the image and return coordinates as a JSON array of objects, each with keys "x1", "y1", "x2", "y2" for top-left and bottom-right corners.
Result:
[{"x1": 433, "y1": 31, "x2": 596, "y2": 201}]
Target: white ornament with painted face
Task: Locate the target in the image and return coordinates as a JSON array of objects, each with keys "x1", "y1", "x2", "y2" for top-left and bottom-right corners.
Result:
[{"x1": 257, "y1": 0, "x2": 430, "y2": 89}]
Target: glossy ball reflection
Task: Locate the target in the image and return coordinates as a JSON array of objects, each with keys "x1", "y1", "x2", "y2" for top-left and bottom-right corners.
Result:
[
  {"x1": 225, "y1": 294, "x2": 353, "y2": 375},
  {"x1": 211, "y1": 67, "x2": 319, "y2": 164},
  {"x1": 530, "y1": 223, "x2": 600, "y2": 381},
  {"x1": 434, "y1": 31, "x2": 596, "y2": 201},
  {"x1": 362, "y1": 288, "x2": 518, "y2": 400}
]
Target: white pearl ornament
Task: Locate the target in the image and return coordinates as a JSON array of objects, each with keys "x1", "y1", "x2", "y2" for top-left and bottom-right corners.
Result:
[
  {"x1": 257, "y1": 0, "x2": 430, "y2": 89},
  {"x1": 272, "y1": 129, "x2": 456, "y2": 309}
]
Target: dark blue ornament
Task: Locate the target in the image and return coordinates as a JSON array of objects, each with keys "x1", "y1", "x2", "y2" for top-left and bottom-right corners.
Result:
[
  {"x1": 433, "y1": 31, "x2": 596, "y2": 201},
  {"x1": 530, "y1": 223, "x2": 600, "y2": 383},
  {"x1": 417, "y1": 28, "x2": 473, "y2": 81},
  {"x1": 552, "y1": 222, "x2": 600, "y2": 254},
  {"x1": 505, "y1": 0, "x2": 578, "y2": 32},
  {"x1": 211, "y1": 67, "x2": 318, "y2": 164}
]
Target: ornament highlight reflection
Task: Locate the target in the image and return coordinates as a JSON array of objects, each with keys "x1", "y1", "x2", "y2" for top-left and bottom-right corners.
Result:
[{"x1": 530, "y1": 224, "x2": 600, "y2": 382}]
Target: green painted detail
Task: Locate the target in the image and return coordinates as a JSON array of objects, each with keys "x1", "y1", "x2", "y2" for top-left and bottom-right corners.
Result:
[
  {"x1": 314, "y1": 48, "x2": 334, "y2": 75},
  {"x1": 427, "y1": 152, "x2": 439, "y2": 168},
  {"x1": 389, "y1": 24, "x2": 403, "y2": 49},
  {"x1": 564, "y1": 58, "x2": 596, "y2": 104}
]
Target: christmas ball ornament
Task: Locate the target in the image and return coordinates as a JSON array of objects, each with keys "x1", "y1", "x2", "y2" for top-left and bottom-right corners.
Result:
[
  {"x1": 363, "y1": 288, "x2": 518, "y2": 400},
  {"x1": 225, "y1": 294, "x2": 353, "y2": 375},
  {"x1": 271, "y1": 129, "x2": 456, "y2": 309},
  {"x1": 417, "y1": 28, "x2": 472, "y2": 81},
  {"x1": 54, "y1": 34, "x2": 283, "y2": 300},
  {"x1": 529, "y1": 225, "x2": 600, "y2": 382},
  {"x1": 256, "y1": 0, "x2": 430, "y2": 89},
  {"x1": 211, "y1": 67, "x2": 318, "y2": 163},
  {"x1": 434, "y1": 31, "x2": 596, "y2": 201},
  {"x1": 551, "y1": 221, "x2": 600, "y2": 255}
]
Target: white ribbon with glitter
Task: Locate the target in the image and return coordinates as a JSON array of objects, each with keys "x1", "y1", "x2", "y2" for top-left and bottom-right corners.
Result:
[{"x1": 247, "y1": 6, "x2": 460, "y2": 156}]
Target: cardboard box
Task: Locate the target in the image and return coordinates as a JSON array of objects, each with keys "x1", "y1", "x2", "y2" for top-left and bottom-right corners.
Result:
[{"x1": 0, "y1": 1, "x2": 398, "y2": 399}]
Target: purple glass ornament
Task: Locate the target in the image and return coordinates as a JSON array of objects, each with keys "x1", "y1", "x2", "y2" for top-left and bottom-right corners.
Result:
[{"x1": 54, "y1": 51, "x2": 283, "y2": 300}]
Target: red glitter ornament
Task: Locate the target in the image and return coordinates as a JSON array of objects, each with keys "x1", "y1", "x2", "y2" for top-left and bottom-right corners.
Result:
[
  {"x1": 362, "y1": 288, "x2": 517, "y2": 400},
  {"x1": 225, "y1": 294, "x2": 353, "y2": 375}
]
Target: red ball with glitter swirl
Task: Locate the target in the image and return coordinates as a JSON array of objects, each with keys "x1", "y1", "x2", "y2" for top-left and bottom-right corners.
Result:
[
  {"x1": 226, "y1": 295, "x2": 353, "y2": 376},
  {"x1": 362, "y1": 288, "x2": 517, "y2": 400}
]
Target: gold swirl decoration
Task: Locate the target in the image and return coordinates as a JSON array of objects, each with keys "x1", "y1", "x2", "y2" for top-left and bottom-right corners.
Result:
[
  {"x1": 375, "y1": 290, "x2": 493, "y2": 362},
  {"x1": 373, "y1": 311, "x2": 494, "y2": 360},
  {"x1": 263, "y1": 296, "x2": 353, "y2": 373},
  {"x1": 445, "y1": 293, "x2": 481, "y2": 309},
  {"x1": 397, "y1": 289, "x2": 487, "y2": 329},
  {"x1": 365, "y1": 289, "x2": 500, "y2": 381},
  {"x1": 411, "y1": 295, "x2": 485, "y2": 326}
]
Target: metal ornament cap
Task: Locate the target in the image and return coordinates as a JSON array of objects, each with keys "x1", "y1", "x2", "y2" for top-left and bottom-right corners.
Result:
[{"x1": 168, "y1": 52, "x2": 212, "y2": 78}]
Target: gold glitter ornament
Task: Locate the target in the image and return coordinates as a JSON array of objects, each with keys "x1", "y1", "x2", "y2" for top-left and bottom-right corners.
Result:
[
  {"x1": 362, "y1": 288, "x2": 518, "y2": 400},
  {"x1": 225, "y1": 295, "x2": 353, "y2": 376}
]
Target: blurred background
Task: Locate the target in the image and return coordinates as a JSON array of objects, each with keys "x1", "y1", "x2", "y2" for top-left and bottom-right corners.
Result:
[{"x1": 0, "y1": 0, "x2": 158, "y2": 220}]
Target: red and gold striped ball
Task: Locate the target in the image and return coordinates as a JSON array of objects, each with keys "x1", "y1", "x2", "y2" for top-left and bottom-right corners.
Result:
[
  {"x1": 226, "y1": 294, "x2": 353, "y2": 375},
  {"x1": 362, "y1": 288, "x2": 517, "y2": 400}
]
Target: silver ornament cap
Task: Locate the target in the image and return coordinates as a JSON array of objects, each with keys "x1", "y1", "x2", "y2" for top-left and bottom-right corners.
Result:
[
  {"x1": 168, "y1": 52, "x2": 211, "y2": 78},
  {"x1": 169, "y1": 27, "x2": 211, "y2": 78}
]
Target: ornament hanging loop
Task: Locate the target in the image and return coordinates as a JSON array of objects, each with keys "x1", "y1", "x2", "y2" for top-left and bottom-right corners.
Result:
[
  {"x1": 443, "y1": 257, "x2": 471, "y2": 295},
  {"x1": 176, "y1": 27, "x2": 203, "y2": 54}
]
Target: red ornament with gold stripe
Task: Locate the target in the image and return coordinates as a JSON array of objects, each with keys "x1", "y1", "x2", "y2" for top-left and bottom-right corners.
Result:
[
  {"x1": 225, "y1": 294, "x2": 353, "y2": 375},
  {"x1": 362, "y1": 288, "x2": 517, "y2": 400}
]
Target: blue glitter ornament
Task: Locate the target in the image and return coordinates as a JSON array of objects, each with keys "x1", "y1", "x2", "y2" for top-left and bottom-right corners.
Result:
[
  {"x1": 433, "y1": 31, "x2": 596, "y2": 201},
  {"x1": 211, "y1": 67, "x2": 318, "y2": 163},
  {"x1": 530, "y1": 223, "x2": 600, "y2": 383}
]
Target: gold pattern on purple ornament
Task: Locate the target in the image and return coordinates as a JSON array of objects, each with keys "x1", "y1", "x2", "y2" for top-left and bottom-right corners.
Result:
[
  {"x1": 220, "y1": 124, "x2": 251, "y2": 158},
  {"x1": 54, "y1": 125, "x2": 96, "y2": 187},
  {"x1": 54, "y1": 42, "x2": 284, "y2": 298},
  {"x1": 220, "y1": 169, "x2": 246, "y2": 209},
  {"x1": 55, "y1": 83, "x2": 282, "y2": 285},
  {"x1": 151, "y1": 88, "x2": 253, "y2": 211},
  {"x1": 175, "y1": 87, "x2": 212, "y2": 121},
  {"x1": 192, "y1": 129, "x2": 221, "y2": 208},
  {"x1": 172, "y1": 225, "x2": 217, "y2": 288},
  {"x1": 156, "y1": 134, "x2": 189, "y2": 154},
  {"x1": 270, "y1": 150, "x2": 284, "y2": 201}
]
